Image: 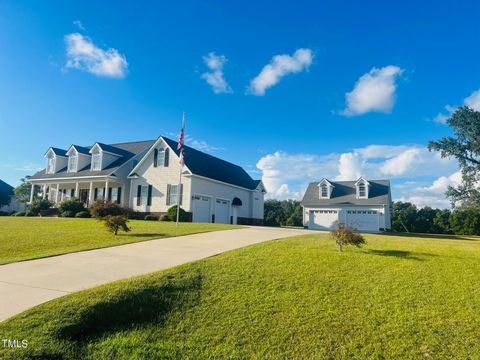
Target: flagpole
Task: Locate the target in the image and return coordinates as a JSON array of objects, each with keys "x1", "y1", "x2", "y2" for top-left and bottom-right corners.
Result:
[{"x1": 176, "y1": 112, "x2": 185, "y2": 226}]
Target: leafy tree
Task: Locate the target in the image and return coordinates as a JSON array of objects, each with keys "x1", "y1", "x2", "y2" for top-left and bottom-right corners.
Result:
[
  {"x1": 432, "y1": 209, "x2": 452, "y2": 234},
  {"x1": 103, "y1": 215, "x2": 131, "y2": 235},
  {"x1": 450, "y1": 208, "x2": 480, "y2": 235},
  {"x1": 330, "y1": 223, "x2": 366, "y2": 252},
  {"x1": 14, "y1": 178, "x2": 39, "y2": 203},
  {"x1": 167, "y1": 205, "x2": 189, "y2": 222},
  {"x1": 414, "y1": 206, "x2": 437, "y2": 233},
  {"x1": 428, "y1": 107, "x2": 480, "y2": 207},
  {"x1": 264, "y1": 200, "x2": 285, "y2": 226},
  {"x1": 90, "y1": 201, "x2": 127, "y2": 219},
  {"x1": 391, "y1": 202, "x2": 418, "y2": 232}
]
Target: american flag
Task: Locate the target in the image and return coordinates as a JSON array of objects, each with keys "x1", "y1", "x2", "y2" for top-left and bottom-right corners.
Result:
[
  {"x1": 177, "y1": 113, "x2": 185, "y2": 151},
  {"x1": 179, "y1": 148, "x2": 185, "y2": 166}
]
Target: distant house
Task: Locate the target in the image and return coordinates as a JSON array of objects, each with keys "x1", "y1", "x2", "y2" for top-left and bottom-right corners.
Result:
[
  {"x1": 27, "y1": 136, "x2": 265, "y2": 225},
  {"x1": 0, "y1": 179, "x2": 25, "y2": 213},
  {"x1": 301, "y1": 177, "x2": 392, "y2": 232}
]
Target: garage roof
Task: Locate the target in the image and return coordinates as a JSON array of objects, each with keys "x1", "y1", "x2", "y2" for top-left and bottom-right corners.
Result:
[{"x1": 301, "y1": 180, "x2": 391, "y2": 206}]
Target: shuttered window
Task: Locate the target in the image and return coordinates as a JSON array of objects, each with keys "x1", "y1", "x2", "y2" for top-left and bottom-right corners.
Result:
[
  {"x1": 147, "y1": 185, "x2": 153, "y2": 206},
  {"x1": 136, "y1": 185, "x2": 141, "y2": 206},
  {"x1": 153, "y1": 149, "x2": 158, "y2": 168},
  {"x1": 164, "y1": 148, "x2": 169, "y2": 167}
]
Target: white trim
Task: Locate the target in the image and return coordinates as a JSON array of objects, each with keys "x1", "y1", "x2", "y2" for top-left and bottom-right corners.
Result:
[
  {"x1": 189, "y1": 174, "x2": 256, "y2": 192},
  {"x1": 28, "y1": 175, "x2": 116, "y2": 182}
]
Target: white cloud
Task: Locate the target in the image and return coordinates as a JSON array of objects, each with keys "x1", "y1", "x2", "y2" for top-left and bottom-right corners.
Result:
[
  {"x1": 73, "y1": 20, "x2": 85, "y2": 31},
  {"x1": 4, "y1": 163, "x2": 42, "y2": 172},
  {"x1": 247, "y1": 48, "x2": 313, "y2": 96},
  {"x1": 464, "y1": 90, "x2": 480, "y2": 111},
  {"x1": 201, "y1": 52, "x2": 232, "y2": 94},
  {"x1": 396, "y1": 171, "x2": 462, "y2": 209},
  {"x1": 256, "y1": 144, "x2": 459, "y2": 205},
  {"x1": 341, "y1": 65, "x2": 403, "y2": 116},
  {"x1": 64, "y1": 33, "x2": 128, "y2": 78}
]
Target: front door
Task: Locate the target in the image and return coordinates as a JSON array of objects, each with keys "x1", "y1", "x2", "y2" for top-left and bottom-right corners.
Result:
[{"x1": 79, "y1": 189, "x2": 89, "y2": 206}]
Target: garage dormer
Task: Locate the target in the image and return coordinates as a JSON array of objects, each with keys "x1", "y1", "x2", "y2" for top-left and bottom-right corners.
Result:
[
  {"x1": 89, "y1": 143, "x2": 124, "y2": 171},
  {"x1": 44, "y1": 147, "x2": 67, "y2": 174},
  {"x1": 355, "y1": 177, "x2": 370, "y2": 199},
  {"x1": 66, "y1": 145, "x2": 91, "y2": 173},
  {"x1": 318, "y1": 178, "x2": 334, "y2": 199}
]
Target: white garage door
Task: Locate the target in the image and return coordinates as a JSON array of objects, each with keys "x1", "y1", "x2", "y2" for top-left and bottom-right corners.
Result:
[
  {"x1": 215, "y1": 199, "x2": 230, "y2": 224},
  {"x1": 346, "y1": 210, "x2": 379, "y2": 232},
  {"x1": 192, "y1": 195, "x2": 211, "y2": 223},
  {"x1": 309, "y1": 210, "x2": 339, "y2": 230}
]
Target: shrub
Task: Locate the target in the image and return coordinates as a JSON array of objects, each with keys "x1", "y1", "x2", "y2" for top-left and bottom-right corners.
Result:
[
  {"x1": 90, "y1": 201, "x2": 127, "y2": 219},
  {"x1": 14, "y1": 211, "x2": 26, "y2": 217},
  {"x1": 0, "y1": 211, "x2": 9, "y2": 216},
  {"x1": 103, "y1": 215, "x2": 131, "y2": 235},
  {"x1": 144, "y1": 214, "x2": 159, "y2": 221},
  {"x1": 75, "y1": 211, "x2": 91, "y2": 218},
  {"x1": 167, "y1": 205, "x2": 189, "y2": 222},
  {"x1": 330, "y1": 223, "x2": 366, "y2": 252},
  {"x1": 25, "y1": 211, "x2": 36, "y2": 217},
  {"x1": 450, "y1": 208, "x2": 480, "y2": 235},
  {"x1": 61, "y1": 210, "x2": 75, "y2": 218},
  {"x1": 28, "y1": 199, "x2": 53, "y2": 215},
  {"x1": 59, "y1": 199, "x2": 85, "y2": 215},
  {"x1": 160, "y1": 214, "x2": 171, "y2": 221}
]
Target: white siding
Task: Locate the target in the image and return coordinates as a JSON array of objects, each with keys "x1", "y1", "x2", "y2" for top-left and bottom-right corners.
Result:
[{"x1": 129, "y1": 146, "x2": 192, "y2": 213}]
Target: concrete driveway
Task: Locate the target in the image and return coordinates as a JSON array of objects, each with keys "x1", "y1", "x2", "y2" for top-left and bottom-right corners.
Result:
[{"x1": 0, "y1": 226, "x2": 312, "y2": 322}]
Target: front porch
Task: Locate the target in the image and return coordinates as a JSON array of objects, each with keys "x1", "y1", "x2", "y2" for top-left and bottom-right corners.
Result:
[{"x1": 29, "y1": 178, "x2": 127, "y2": 208}]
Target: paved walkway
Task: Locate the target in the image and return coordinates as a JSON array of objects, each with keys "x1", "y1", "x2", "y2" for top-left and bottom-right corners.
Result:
[{"x1": 0, "y1": 226, "x2": 312, "y2": 322}]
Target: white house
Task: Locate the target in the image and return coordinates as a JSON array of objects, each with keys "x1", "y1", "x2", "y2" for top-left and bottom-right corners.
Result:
[
  {"x1": 27, "y1": 136, "x2": 265, "y2": 225},
  {"x1": 0, "y1": 179, "x2": 26, "y2": 213},
  {"x1": 301, "y1": 177, "x2": 391, "y2": 232}
]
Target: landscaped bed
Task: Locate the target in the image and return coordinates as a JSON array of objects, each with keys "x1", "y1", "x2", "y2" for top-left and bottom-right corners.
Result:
[
  {"x1": 1, "y1": 232, "x2": 480, "y2": 359},
  {"x1": 0, "y1": 217, "x2": 239, "y2": 265}
]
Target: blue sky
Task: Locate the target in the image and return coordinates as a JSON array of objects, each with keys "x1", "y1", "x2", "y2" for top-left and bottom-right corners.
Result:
[{"x1": 1, "y1": 1, "x2": 478, "y2": 208}]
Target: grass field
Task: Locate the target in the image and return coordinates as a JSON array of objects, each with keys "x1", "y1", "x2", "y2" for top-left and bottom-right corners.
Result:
[
  {"x1": 1, "y1": 232, "x2": 480, "y2": 359},
  {"x1": 0, "y1": 217, "x2": 238, "y2": 265}
]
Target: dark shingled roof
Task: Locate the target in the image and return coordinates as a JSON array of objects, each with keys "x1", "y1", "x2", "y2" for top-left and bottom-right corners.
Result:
[
  {"x1": 48, "y1": 147, "x2": 67, "y2": 157},
  {"x1": 301, "y1": 180, "x2": 391, "y2": 206},
  {"x1": 0, "y1": 179, "x2": 14, "y2": 196},
  {"x1": 162, "y1": 137, "x2": 258, "y2": 190},
  {"x1": 29, "y1": 140, "x2": 155, "y2": 180},
  {"x1": 71, "y1": 145, "x2": 91, "y2": 155}
]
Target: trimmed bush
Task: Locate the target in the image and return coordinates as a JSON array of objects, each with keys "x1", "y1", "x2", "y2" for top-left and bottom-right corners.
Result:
[
  {"x1": 14, "y1": 211, "x2": 26, "y2": 217},
  {"x1": 330, "y1": 223, "x2": 366, "y2": 252},
  {"x1": 75, "y1": 211, "x2": 91, "y2": 218},
  {"x1": 0, "y1": 211, "x2": 9, "y2": 216},
  {"x1": 167, "y1": 205, "x2": 189, "y2": 222},
  {"x1": 160, "y1": 214, "x2": 170, "y2": 221},
  {"x1": 144, "y1": 214, "x2": 159, "y2": 221},
  {"x1": 59, "y1": 199, "x2": 85, "y2": 216},
  {"x1": 90, "y1": 201, "x2": 127, "y2": 219},
  {"x1": 27, "y1": 199, "x2": 53, "y2": 215},
  {"x1": 61, "y1": 210, "x2": 75, "y2": 218},
  {"x1": 103, "y1": 215, "x2": 131, "y2": 235}
]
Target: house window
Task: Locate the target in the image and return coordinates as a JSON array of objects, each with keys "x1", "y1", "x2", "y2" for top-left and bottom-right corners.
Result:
[
  {"x1": 111, "y1": 187, "x2": 118, "y2": 203},
  {"x1": 156, "y1": 149, "x2": 165, "y2": 167},
  {"x1": 92, "y1": 154, "x2": 101, "y2": 170},
  {"x1": 359, "y1": 184, "x2": 366, "y2": 197},
  {"x1": 321, "y1": 184, "x2": 328, "y2": 198},
  {"x1": 68, "y1": 155, "x2": 77, "y2": 172},
  {"x1": 169, "y1": 185, "x2": 178, "y2": 205},
  {"x1": 140, "y1": 186, "x2": 148, "y2": 205},
  {"x1": 46, "y1": 157, "x2": 55, "y2": 173}
]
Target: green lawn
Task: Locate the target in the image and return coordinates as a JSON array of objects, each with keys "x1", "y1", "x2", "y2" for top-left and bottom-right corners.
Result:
[
  {"x1": 0, "y1": 217, "x2": 239, "y2": 265},
  {"x1": 2, "y1": 232, "x2": 480, "y2": 359}
]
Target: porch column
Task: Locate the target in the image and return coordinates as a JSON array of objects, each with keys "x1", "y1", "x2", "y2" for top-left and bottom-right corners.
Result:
[
  {"x1": 29, "y1": 183, "x2": 34, "y2": 204},
  {"x1": 55, "y1": 184, "x2": 60, "y2": 204},
  {"x1": 88, "y1": 181, "x2": 94, "y2": 206},
  {"x1": 105, "y1": 180, "x2": 109, "y2": 202},
  {"x1": 120, "y1": 185, "x2": 124, "y2": 206},
  {"x1": 75, "y1": 182, "x2": 79, "y2": 198},
  {"x1": 42, "y1": 184, "x2": 47, "y2": 199}
]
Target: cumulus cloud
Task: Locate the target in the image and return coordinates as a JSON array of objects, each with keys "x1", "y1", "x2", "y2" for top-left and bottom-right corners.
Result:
[
  {"x1": 432, "y1": 89, "x2": 480, "y2": 125},
  {"x1": 463, "y1": 90, "x2": 480, "y2": 111},
  {"x1": 201, "y1": 52, "x2": 232, "y2": 94},
  {"x1": 396, "y1": 171, "x2": 462, "y2": 209},
  {"x1": 341, "y1": 65, "x2": 403, "y2": 116},
  {"x1": 64, "y1": 33, "x2": 128, "y2": 78},
  {"x1": 256, "y1": 144, "x2": 459, "y2": 205},
  {"x1": 247, "y1": 48, "x2": 313, "y2": 96}
]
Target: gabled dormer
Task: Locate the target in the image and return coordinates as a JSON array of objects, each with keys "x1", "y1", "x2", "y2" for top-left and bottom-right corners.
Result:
[
  {"x1": 355, "y1": 177, "x2": 370, "y2": 199},
  {"x1": 44, "y1": 147, "x2": 67, "y2": 174},
  {"x1": 318, "y1": 178, "x2": 334, "y2": 199},
  {"x1": 66, "y1": 145, "x2": 91, "y2": 173},
  {"x1": 89, "y1": 143, "x2": 124, "y2": 171}
]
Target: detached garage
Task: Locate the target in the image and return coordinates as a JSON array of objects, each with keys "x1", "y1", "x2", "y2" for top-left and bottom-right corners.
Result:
[{"x1": 301, "y1": 177, "x2": 392, "y2": 232}]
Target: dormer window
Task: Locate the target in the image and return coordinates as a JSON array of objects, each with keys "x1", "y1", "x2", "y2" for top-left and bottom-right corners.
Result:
[
  {"x1": 46, "y1": 156, "x2": 55, "y2": 174},
  {"x1": 321, "y1": 184, "x2": 328, "y2": 198},
  {"x1": 355, "y1": 177, "x2": 370, "y2": 199},
  {"x1": 358, "y1": 184, "x2": 366, "y2": 197},
  {"x1": 68, "y1": 154, "x2": 78, "y2": 172},
  {"x1": 92, "y1": 153, "x2": 102, "y2": 170},
  {"x1": 318, "y1": 178, "x2": 333, "y2": 199}
]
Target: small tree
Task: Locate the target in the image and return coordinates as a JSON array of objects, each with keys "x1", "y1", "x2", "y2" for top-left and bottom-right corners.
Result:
[
  {"x1": 90, "y1": 201, "x2": 126, "y2": 219},
  {"x1": 103, "y1": 215, "x2": 131, "y2": 235},
  {"x1": 330, "y1": 223, "x2": 366, "y2": 252}
]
